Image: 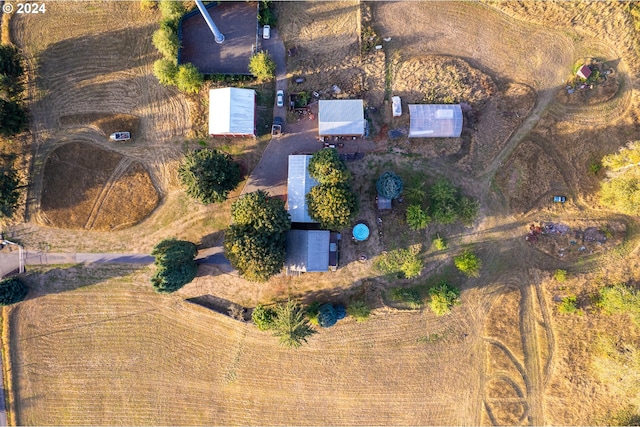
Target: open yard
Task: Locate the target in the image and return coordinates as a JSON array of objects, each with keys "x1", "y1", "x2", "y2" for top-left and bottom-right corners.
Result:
[{"x1": 3, "y1": 0, "x2": 640, "y2": 425}]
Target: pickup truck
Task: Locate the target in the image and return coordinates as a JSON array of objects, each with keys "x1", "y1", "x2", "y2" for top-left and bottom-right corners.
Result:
[{"x1": 271, "y1": 117, "x2": 283, "y2": 137}]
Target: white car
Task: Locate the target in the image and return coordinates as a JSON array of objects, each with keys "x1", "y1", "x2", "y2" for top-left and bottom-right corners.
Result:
[
  {"x1": 276, "y1": 90, "x2": 284, "y2": 107},
  {"x1": 263, "y1": 25, "x2": 270, "y2": 39}
]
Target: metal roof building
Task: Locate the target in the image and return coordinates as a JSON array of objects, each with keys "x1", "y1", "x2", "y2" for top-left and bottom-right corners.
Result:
[
  {"x1": 208, "y1": 87, "x2": 256, "y2": 137},
  {"x1": 285, "y1": 230, "x2": 330, "y2": 273},
  {"x1": 287, "y1": 155, "x2": 319, "y2": 223},
  {"x1": 318, "y1": 99, "x2": 365, "y2": 136},
  {"x1": 408, "y1": 104, "x2": 463, "y2": 138}
]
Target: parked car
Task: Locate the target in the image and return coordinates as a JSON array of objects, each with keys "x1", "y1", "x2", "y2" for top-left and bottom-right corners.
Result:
[
  {"x1": 109, "y1": 132, "x2": 131, "y2": 141},
  {"x1": 271, "y1": 117, "x2": 283, "y2": 136},
  {"x1": 263, "y1": 25, "x2": 270, "y2": 39},
  {"x1": 553, "y1": 196, "x2": 566, "y2": 203},
  {"x1": 276, "y1": 90, "x2": 284, "y2": 107}
]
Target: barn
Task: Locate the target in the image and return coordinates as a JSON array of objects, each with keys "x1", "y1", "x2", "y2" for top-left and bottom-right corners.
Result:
[
  {"x1": 208, "y1": 87, "x2": 256, "y2": 137},
  {"x1": 318, "y1": 99, "x2": 366, "y2": 137},
  {"x1": 408, "y1": 104, "x2": 463, "y2": 138},
  {"x1": 287, "y1": 155, "x2": 319, "y2": 223}
]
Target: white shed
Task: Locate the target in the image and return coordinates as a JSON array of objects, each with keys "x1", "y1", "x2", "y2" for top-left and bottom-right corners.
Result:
[
  {"x1": 318, "y1": 99, "x2": 365, "y2": 137},
  {"x1": 287, "y1": 155, "x2": 319, "y2": 223},
  {"x1": 208, "y1": 87, "x2": 256, "y2": 137},
  {"x1": 409, "y1": 104, "x2": 463, "y2": 138},
  {"x1": 392, "y1": 96, "x2": 402, "y2": 117}
]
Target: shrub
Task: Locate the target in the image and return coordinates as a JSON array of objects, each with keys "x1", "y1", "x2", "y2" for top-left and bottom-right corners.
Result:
[
  {"x1": 305, "y1": 301, "x2": 321, "y2": 325},
  {"x1": 432, "y1": 234, "x2": 447, "y2": 251},
  {"x1": 152, "y1": 21, "x2": 180, "y2": 60},
  {"x1": 153, "y1": 58, "x2": 178, "y2": 85},
  {"x1": 457, "y1": 196, "x2": 479, "y2": 226},
  {"x1": 252, "y1": 304, "x2": 277, "y2": 331},
  {"x1": 0, "y1": 99, "x2": 28, "y2": 137},
  {"x1": 140, "y1": 0, "x2": 157, "y2": 10},
  {"x1": 306, "y1": 184, "x2": 359, "y2": 230},
  {"x1": 554, "y1": 269, "x2": 567, "y2": 282},
  {"x1": 374, "y1": 245, "x2": 423, "y2": 279},
  {"x1": 376, "y1": 171, "x2": 404, "y2": 200},
  {"x1": 388, "y1": 287, "x2": 423, "y2": 309},
  {"x1": 428, "y1": 281, "x2": 460, "y2": 316},
  {"x1": 406, "y1": 204, "x2": 430, "y2": 230},
  {"x1": 0, "y1": 166, "x2": 21, "y2": 218},
  {"x1": 178, "y1": 149, "x2": 241, "y2": 204},
  {"x1": 558, "y1": 295, "x2": 580, "y2": 315},
  {"x1": 454, "y1": 250, "x2": 482, "y2": 278},
  {"x1": 347, "y1": 301, "x2": 371, "y2": 322},
  {"x1": 249, "y1": 51, "x2": 276, "y2": 83},
  {"x1": 307, "y1": 148, "x2": 350, "y2": 186},
  {"x1": 158, "y1": 0, "x2": 185, "y2": 21},
  {"x1": 258, "y1": 1, "x2": 277, "y2": 26},
  {"x1": 272, "y1": 300, "x2": 317, "y2": 348},
  {"x1": 175, "y1": 63, "x2": 204, "y2": 94},
  {"x1": 597, "y1": 283, "x2": 640, "y2": 326},
  {"x1": 317, "y1": 303, "x2": 338, "y2": 328},
  {"x1": 334, "y1": 305, "x2": 346, "y2": 320},
  {"x1": 0, "y1": 277, "x2": 28, "y2": 305},
  {"x1": 150, "y1": 238, "x2": 198, "y2": 293}
]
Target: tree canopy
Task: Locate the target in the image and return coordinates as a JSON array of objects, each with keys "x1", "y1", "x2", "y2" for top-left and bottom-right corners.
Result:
[
  {"x1": 430, "y1": 178, "x2": 478, "y2": 225},
  {"x1": 152, "y1": 21, "x2": 180, "y2": 60},
  {"x1": 454, "y1": 250, "x2": 482, "y2": 278},
  {"x1": 306, "y1": 184, "x2": 359, "y2": 229},
  {"x1": 599, "y1": 144, "x2": 640, "y2": 216},
  {"x1": 0, "y1": 277, "x2": 28, "y2": 306},
  {"x1": 178, "y1": 149, "x2": 241, "y2": 204},
  {"x1": 248, "y1": 51, "x2": 276, "y2": 83},
  {"x1": 175, "y1": 63, "x2": 204, "y2": 94},
  {"x1": 0, "y1": 164, "x2": 20, "y2": 218},
  {"x1": 428, "y1": 281, "x2": 460, "y2": 316},
  {"x1": 271, "y1": 300, "x2": 317, "y2": 348},
  {"x1": 406, "y1": 204, "x2": 430, "y2": 230},
  {"x1": 376, "y1": 171, "x2": 404, "y2": 200},
  {"x1": 231, "y1": 190, "x2": 291, "y2": 234},
  {"x1": 0, "y1": 45, "x2": 24, "y2": 99},
  {"x1": 308, "y1": 148, "x2": 350, "y2": 185},
  {"x1": 150, "y1": 238, "x2": 198, "y2": 293}
]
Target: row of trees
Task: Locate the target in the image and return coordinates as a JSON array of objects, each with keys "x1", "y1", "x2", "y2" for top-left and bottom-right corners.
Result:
[
  {"x1": 0, "y1": 45, "x2": 28, "y2": 137},
  {"x1": 151, "y1": 0, "x2": 204, "y2": 93}
]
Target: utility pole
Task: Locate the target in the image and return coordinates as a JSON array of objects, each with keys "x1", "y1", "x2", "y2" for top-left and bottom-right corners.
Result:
[{"x1": 195, "y1": 0, "x2": 225, "y2": 44}]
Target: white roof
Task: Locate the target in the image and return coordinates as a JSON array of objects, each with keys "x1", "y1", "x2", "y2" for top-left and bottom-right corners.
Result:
[
  {"x1": 287, "y1": 155, "x2": 319, "y2": 223},
  {"x1": 409, "y1": 104, "x2": 463, "y2": 138},
  {"x1": 318, "y1": 99, "x2": 365, "y2": 136},
  {"x1": 209, "y1": 87, "x2": 256, "y2": 136},
  {"x1": 392, "y1": 96, "x2": 402, "y2": 117}
]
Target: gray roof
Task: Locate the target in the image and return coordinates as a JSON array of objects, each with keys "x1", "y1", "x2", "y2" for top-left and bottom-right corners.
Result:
[
  {"x1": 318, "y1": 99, "x2": 365, "y2": 136},
  {"x1": 285, "y1": 230, "x2": 330, "y2": 273},
  {"x1": 409, "y1": 104, "x2": 463, "y2": 138},
  {"x1": 287, "y1": 155, "x2": 319, "y2": 223}
]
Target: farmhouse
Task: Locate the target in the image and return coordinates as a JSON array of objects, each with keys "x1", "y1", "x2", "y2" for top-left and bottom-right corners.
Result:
[
  {"x1": 208, "y1": 87, "x2": 256, "y2": 137},
  {"x1": 287, "y1": 155, "x2": 319, "y2": 223},
  {"x1": 318, "y1": 99, "x2": 366, "y2": 137},
  {"x1": 408, "y1": 104, "x2": 463, "y2": 138},
  {"x1": 577, "y1": 64, "x2": 592, "y2": 79}
]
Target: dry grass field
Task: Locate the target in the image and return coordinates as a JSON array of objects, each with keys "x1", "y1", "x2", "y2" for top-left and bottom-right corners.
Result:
[{"x1": 3, "y1": 1, "x2": 640, "y2": 425}]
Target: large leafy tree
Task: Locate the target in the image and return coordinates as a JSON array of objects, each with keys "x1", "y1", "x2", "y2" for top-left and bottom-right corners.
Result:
[
  {"x1": 428, "y1": 281, "x2": 460, "y2": 316},
  {"x1": 153, "y1": 58, "x2": 178, "y2": 86},
  {"x1": 271, "y1": 300, "x2": 317, "y2": 348},
  {"x1": 152, "y1": 21, "x2": 180, "y2": 60},
  {"x1": 248, "y1": 51, "x2": 276, "y2": 83},
  {"x1": 150, "y1": 238, "x2": 198, "y2": 293},
  {"x1": 306, "y1": 184, "x2": 359, "y2": 229},
  {"x1": 308, "y1": 148, "x2": 350, "y2": 185},
  {"x1": 224, "y1": 191, "x2": 291, "y2": 282},
  {"x1": 430, "y1": 178, "x2": 458, "y2": 224},
  {"x1": 179, "y1": 149, "x2": 241, "y2": 204},
  {"x1": 0, "y1": 277, "x2": 28, "y2": 305},
  {"x1": 376, "y1": 171, "x2": 404, "y2": 200},
  {"x1": 175, "y1": 63, "x2": 204, "y2": 94}
]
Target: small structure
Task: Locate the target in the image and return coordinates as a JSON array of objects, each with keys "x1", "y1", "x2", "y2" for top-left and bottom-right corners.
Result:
[
  {"x1": 408, "y1": 104, "x2": 463, "y2": 138},
  {"x1": 392, "y1": 96, "x2": 402, "y2": 117},
  {"x1": 209, "y1": 87, "x2": 256, "y2": 137},
  {"x1": 577, "y1": 64, "x2": 592, "y2": 80},
  {"x1": 287, "y1": 155, "x2": 319, "y2": 223},
  {"x1": 285, "y1": 230, "x2": 330, "y2": 274},
  {"x1": 353, "y1": 223, "x2": 370, "y2": 241},
  {"x1": 377, "y1": 195, "x2": 392, "y2": 210},
  {"x1": 318, "y1": 99, "x2": 366, "y2": 137}
]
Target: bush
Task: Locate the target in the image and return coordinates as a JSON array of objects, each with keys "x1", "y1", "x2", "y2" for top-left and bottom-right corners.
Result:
[
  {"x1": 306, "y1": 184, "x2": 359, "y2": 230},
  {"x1": 374, "y1": 245, "x2": 423, "y2": 279},
  {"x1": 457, "y1": 196, "x2": 479, "y2": 226},
  {"x1": 307, "y1": 148, "x2": 350, "y2": 186},
  {"x1": 0, "y1": 166, "x2": 21, "y2": 218},
  {"x1": 432, "y1": 234, "x2": 447, "y2": 251},
  {"x1": 428, "y1": 281, "x2": 460, "y2": 316},
  {"x1": 317, "y1": 303, "x2": 337, "y2": 328},
  {"x1": 178, "y1": 149, "x2": 241, "y2": 204},
  {"x1": 376, "y1": 171, "x2": 404, "y2": 200},
  {"x1": 249, "y1": 51, "x2": 276, "y2": 83},
  {"x1": 153, "y1": 58, "x2": 178, "y2": 85},
  {"x1": 305, "y1": 301, "x2": 321, "y2": 325},
  {"x1": 454, "y1": 250, "x2": 482, "y2": 278},
  {"x1": 558, "y1": 295, "x2": 580, "y2": 315},
  {"x1": 347, "y1": 301, "x2": 371, "y2": 322},
  {"x1": 335, "y1": 305, "x2": 346, "y2": 320},
  {"x1": 258, "y1": 0, "x2": 277, "y2": 26},
  {"x1": 252, "y1": 304, "x2": 277, "y2": 331},
  {"x1": 429, "y1": 178, "x2": 478, "y2": 225},
  {"x1": 152, "y1": 22, "x2": 180, "y2": 60},
  {"x1": 388, "y1": 287, "x2": 423, "y2": 309},
  {"x1": 158, "y1": 0, "x2": 185, "y2": 21},
  {"x1": 140, "y1": 0, "x2": 157, "y2": 10},
  {"x1": 0, "y1": 45, "x2": 25, "y2": 100},
  {"x1": 0, "y1": 277, "x2": 28, "y2": 305},
  {"x1": 597, "y1": 283, "x2": 640, "y2": 326},
  {"x1": 150, "y1": 238, "x2": 198, "y2": 293},
  {"x1": 0, "y1": 99, "x2": 28, "y2": 137},
  {"x1": 175, "y1": 63, "x2": 204, "y2": 94},
  {"x1": 554, "y1": 269, "x2": 567, "y2": 282},
  {"x1": 272, "y1": 300, "x2": 317, "y2": 348},
  {"x1": 406, "y1": 204, "x2": 430, "y2": 230}
]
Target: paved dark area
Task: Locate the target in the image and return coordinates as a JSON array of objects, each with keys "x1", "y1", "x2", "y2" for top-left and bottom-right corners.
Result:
[{"x1": 179, "y1": 1, "x2": 258, "y2": 74}]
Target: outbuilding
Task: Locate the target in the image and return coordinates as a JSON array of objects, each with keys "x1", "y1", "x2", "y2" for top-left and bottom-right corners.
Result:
[
  {"x1": 577, "y1": 64, "x2": 592, "y2": 80},
  {"x1": 408, "y1": 104, "x2": 463, "y2": 138},
  {"x1": 287, "y1": 155, "x2": 319, "y2": 223},
  {"x1": 318, "y1": 99, "x2": 365, "y2": 137},
  {"x1": 285, "y1": 229, "x2": 331, "y2": 274},
  {"x1": 208, "y1": 87, "x2": 256, "y2": 137}
]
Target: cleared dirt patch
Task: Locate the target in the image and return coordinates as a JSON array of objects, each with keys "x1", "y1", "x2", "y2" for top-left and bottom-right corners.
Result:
[
  {"x1": 40, "y1": 141, "x2": 159, "y2": 231},
  {"x1": 59, "y1": 113, "x2": 141, "y2": 139}
]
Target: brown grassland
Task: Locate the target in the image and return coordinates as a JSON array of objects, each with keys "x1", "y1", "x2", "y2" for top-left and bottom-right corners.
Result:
[{"x1": 1, "y1": 1, "x2": 640, "y2": 425}]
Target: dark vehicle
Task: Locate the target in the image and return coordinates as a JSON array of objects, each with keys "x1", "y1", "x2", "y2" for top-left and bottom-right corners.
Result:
[
  {"x1": 271, "y1": 117, "x2": 283, "y2": 137},
  {"x1": 293, "y1": 76, "x2": 306, "y2": 84}
]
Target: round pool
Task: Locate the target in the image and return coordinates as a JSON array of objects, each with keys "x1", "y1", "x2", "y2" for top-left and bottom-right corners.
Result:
[{"x1": 352, "y1": 223, "x2": 370, "y2": 241}]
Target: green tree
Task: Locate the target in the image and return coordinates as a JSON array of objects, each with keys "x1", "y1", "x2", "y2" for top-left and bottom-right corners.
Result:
[
  {"x1": 306, "y1": 184, "x2": 359, "y2": 229},
  {"x1": 432, "y1": 234, "x2": 447, "y2": 251},
  {"x1": 406, "y1": 204, "x2": 430, "y2": 230},
  {"x1": 248, "y1": 51, "x2": 276, "y2": 82},
  {"x1": 454, "y1": 250, "x2": 482, "y2": 278},
  {"x1": 554, "y1": 269, "x2": 567, "y2": 282},
  {"x1": 175, "y1": 63, "x2": 204, "y2": 94},
  {"x1": 430, "y1": 178, "x2": 458, "y2": 224},
  {"x1": 597, "y1": 283, "x2": 640, "y2": 326},
  {"x1": 374, "y1": 245, "x2": 423, "y2": 279},
  {"x1": 150, "y1": 238, "x2": 198, "y2": 293},
  {"x1": 271, "y1": 300, "x2": 317, "y2": 348},
  {"x1": 376, "y1": 171, "x2": 404, "y2": 200},
  {"x1": 428, "y1": 281, "x2": 460, "y2": 316},
  {"x1": 153, "y1": 58, "x2": 178, "y2": 85},
  {"x1": 0, "y1": 277, "x2": 28, "y2": 306},
  {"x1": 224, "y1": 225, "x2": 286, "y2": 282},
  {"x1": 152, "y1": 21, "x2": 180, "y2": 60},
  {"x1": 307, "y1": 148, "x2": 350, "y2": 185},
  {"x1": 0, "y1": 45, "x2": 24, "y2": 99},
  {"x1": 178, "y1": 149, "x2": 241, "y2": 204},
  {"x1": 600, "y1": 175, "x2": 640, "y2": 216},
  {"x1": 346, "y1": 301, "x2": 371, "y2": 322},
  {"x1": 0, "y1": 166, "x2": 20, "y2": 218},
  {"x1": 231, "y1": 190, "x2": 291, "y2": 234},
  {"x1": 457, "y1": 196, "x2": 479, "y2": 225},
  {"x1": 0, "y1": 99, "x2": 28, "y2": 137},
  {"x1": 158, "y1": 0, "x2": 185, "y2": 21},
  {"x1": 252, "y1": 304, "x2": 277, "y2": 331}
]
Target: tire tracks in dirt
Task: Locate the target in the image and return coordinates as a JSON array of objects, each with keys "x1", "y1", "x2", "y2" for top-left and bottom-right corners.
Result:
[{"x1": 84, "y1": 157, "x2": 134, "y2": 230}]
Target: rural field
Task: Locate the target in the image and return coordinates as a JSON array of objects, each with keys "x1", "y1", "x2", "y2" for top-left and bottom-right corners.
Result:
[{"x1": 1, "y1": 1, "x2": 640, "y2": 426}]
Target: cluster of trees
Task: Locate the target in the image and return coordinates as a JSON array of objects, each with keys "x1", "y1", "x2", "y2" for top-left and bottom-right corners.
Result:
[
  {"x1": 252, "y1": 300, "x2": 316, "y2": 348},
  {"x1": 224, "y1": 190, "x2": 291, "y2": 282},
  {"x1": 150, "y1": 238, "x2": 198, "y2": 293},
  {"x1": 0, "y1": 277, "x2": 28, "y2": 305},
  {"x1": 178, "y1": 149, "x2": 242, "y2": 204},
  {"x1": 374, "y1": 244, "x2": 423, "y2": 279},
  {"x1": 429, "y1": 178, "x2": 478, "y2": 225},
  {"x1": 599, "y1": 142, "x2": 640, "y2": 216},
  {"x1": 0, "y1": 45, "x2": 28, "y2": 137},
  {"x1": 306, "y1": 149, "x2": 359, "y2": 229},
  {"x1": 151, "y1": 0, "x2": 204, "y2": 93}
]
